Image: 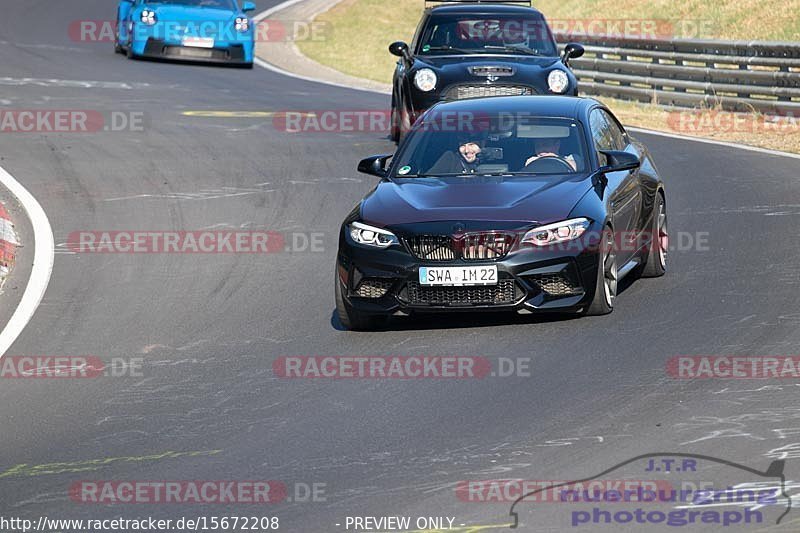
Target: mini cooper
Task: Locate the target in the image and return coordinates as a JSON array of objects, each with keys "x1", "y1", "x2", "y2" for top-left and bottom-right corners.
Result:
[{"x1": 389, "y1": 0, "x2": 584, "y2": 141}]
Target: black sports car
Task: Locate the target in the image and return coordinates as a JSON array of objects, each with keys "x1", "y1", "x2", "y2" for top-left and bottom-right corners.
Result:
[
  {"x1": 389, "y1": 0, "x2": 584, "y2": 142},
  {"x1": 335, "y1": 96, "x2": 668, "y2": 330}
]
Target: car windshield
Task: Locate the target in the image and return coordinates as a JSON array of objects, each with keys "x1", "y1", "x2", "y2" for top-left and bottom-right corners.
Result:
[
  {"x1": 146, "y1": 0, "x2": 238, "y2": 9},
  {"x1": 418, "y1": 14, "x2": 558, "y2": 57},
  {"x1": 393, "y1": 113, "x2": 589, "y2": 177}
]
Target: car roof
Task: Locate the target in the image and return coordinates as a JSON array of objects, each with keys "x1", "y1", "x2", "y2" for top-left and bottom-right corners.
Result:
[
  {"x1": 427, "y1": 4, "x2": 545, "y2": 16},
  {"x1": 425, "y1": 96, "x2": 601, "y2": 120}
]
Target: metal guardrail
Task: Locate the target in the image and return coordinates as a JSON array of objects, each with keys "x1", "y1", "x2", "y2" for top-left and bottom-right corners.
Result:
[{"x1": 555, "y1": 33, "x2": 800, "y2": 115}]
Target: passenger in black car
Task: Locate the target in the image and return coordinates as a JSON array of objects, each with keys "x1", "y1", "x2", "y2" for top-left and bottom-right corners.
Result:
[{"x1": 428, "y1": 140, "x2": 482, "y2": 174}]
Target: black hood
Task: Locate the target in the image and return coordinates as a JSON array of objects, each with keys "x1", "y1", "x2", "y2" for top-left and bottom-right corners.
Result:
[
  {"x1": 413, "y1": 54, "x2": 566, "y2": 94},
  {"x1": 360, "y1": 174, "x2": 592, "y2": 227}
]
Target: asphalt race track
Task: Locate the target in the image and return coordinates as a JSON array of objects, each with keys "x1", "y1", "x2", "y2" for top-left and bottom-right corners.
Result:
[{"x1": 1, "y1": 1, "x2": 800, "y2": 531}]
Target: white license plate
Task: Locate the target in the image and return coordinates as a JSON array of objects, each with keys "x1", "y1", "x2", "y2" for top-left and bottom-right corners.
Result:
[
  {"x1": 182, "y1": 37, "x2": 215, "y2": 48},
  {"x1": 419, "y1": 266, "x2": 498, "y2": 286}
]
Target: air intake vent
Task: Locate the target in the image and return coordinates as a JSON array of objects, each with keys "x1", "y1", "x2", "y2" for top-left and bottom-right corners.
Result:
[{"x1": 469, "y1": 66, "x2": 515, "y2": 76}]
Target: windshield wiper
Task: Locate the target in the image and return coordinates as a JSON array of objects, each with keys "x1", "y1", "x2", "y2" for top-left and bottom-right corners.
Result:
[
  {"x1": 482, "y1": 45, "x2": 541, "y2": 56},
  {"x1": 423, "y1": 45, "x2": 475, "y2": 55}
]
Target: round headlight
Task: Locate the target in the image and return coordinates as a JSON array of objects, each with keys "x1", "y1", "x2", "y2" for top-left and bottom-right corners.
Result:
[
  {"x1": 547, "y1": 70, "x2": 569, "y2": 94},
  {"x1": 414, "y1": 69, "x2": 437, "y2": 92}
]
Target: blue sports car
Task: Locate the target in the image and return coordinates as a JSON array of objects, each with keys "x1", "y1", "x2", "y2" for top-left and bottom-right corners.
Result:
[{"x1": 116, "y1": 0, "x2": 256, "y2": 68}]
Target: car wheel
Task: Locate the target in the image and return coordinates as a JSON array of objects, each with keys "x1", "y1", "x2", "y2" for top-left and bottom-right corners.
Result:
[
  {"x1": 126, "y1": 41, "x2": 136, "y2": 60},
  {"x1": 585, "y1": 227, "x2": 616, "y2": 316},
  {"x1": 114, "y1": 24, "x2": 124, "y2": 54},
  {"x1": 639, "y1": 193, "x2": 667, "y2": 278},
  {"x1": 335, "y1": 271, "x2": 387, "y2": 331}
]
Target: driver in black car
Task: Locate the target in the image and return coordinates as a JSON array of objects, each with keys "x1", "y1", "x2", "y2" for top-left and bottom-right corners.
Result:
[
  {"x1": 524, "y1": 138, "x2": 578, "y2": 171},
  {"x1": 428, "y1": 140, "x2": 482, "y2": 174}
]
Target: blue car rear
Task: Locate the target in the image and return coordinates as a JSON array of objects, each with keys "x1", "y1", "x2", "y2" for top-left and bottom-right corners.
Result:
[{"x1": 116, "y1": 0, "x2": 256, "y2": 68}]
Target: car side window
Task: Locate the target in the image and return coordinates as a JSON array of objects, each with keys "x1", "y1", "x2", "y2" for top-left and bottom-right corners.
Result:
[
  {"x1": 601, "y1": 109, "x2": 628, "y2": 150},
  {"x1": 589, "y1": 109, "x2": 613, "y2": 166}
]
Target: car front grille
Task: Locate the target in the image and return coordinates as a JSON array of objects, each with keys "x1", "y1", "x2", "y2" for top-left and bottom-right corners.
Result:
[
  {"x1": 404, "y1": 279, "x2": 519, "y2": 306},
  {"x1": 446, "y1": 84, "x2": 534, "y2": 100},
  {"x1": 406, "y1": 233, "x2": 515, "y2": 261},
  {"x1": 407, "y1": 236, "x2": 456, "y2": 261},
  {"x1": 461, "y1": 233, "x2": 515, "y2": 260}
]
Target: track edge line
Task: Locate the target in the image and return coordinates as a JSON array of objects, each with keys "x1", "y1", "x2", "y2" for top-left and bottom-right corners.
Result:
[{"x1": 0, "y1": 165, "x2": 55, "y2": 358}]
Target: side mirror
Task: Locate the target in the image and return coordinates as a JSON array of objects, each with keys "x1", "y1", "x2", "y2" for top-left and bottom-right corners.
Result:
[
  {"x1": 598, "y1": 150, "x2": 640, "y2": 173},
  {"x1": 242, "y1": 1, "x2": 256, "y2": 12},
  {"x1": 561, "y1": 42, "x2": 584, "y2": 64},
  {"x1": 358, "y1": 154, "x2": 393, "y2": 178},
  {"x1": 389, "y1": 41, "x2": 411, "y2": 61}
]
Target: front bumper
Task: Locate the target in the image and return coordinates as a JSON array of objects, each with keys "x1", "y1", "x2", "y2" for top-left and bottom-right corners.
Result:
[
  {"x1": 337, "y1": 224, "x2": 603, "y2": 315},
  {"x1": 132, "y1": 37, "x2": 253, "y2": 64}
]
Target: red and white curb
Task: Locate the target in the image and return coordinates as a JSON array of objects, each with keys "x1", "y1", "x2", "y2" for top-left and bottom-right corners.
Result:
[
  {"x1": 0, "y1": 201, "x2": 19, "y2": 289},
  {"x1": 0, "y1": 164, "x2": 54, "y2": 357}
]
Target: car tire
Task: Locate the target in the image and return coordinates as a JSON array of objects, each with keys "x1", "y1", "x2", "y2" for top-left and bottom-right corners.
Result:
[
  {"x1": 584, "y1": 226, "x2": 616, "y2": 316},
  {"x1": 639, "y1": 193, "x2": 667, "y2": 278},
  {"x1": 335, "y1": 270, "x2": 386, "y2": 331},
  {"x1": 114, "y1": 24, "x2": 124, "y2": 54},
  {"x1": 126, "y1": 42, "x2": 137, "y2": 60}
]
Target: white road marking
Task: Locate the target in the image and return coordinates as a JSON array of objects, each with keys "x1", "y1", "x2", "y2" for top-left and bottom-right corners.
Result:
[
  {"x1": 252, "y1": 0, "x2": 309, "y2": 21},
  {"x1": 627, "y1": 126, "x2": 800, "y2": 161},
  {"x1": 0, "y1": 165, "x2": 55, "y2": 357},
  {"x1": 0, "y1": 77, "x2": 160, "y2": 90}
]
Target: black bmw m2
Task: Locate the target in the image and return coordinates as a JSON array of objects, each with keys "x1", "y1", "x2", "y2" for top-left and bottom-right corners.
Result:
[{"x1": 336, "y1": 96, "x2": 667, "y2": 330}]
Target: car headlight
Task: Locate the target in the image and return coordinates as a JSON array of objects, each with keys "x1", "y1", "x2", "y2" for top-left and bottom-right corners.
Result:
[
  {"x1": 547, "y1": 69, "x2": 569, "y2": 94},
  {"x1": 349, "y1": 221, "x2": 399, "y2": 248},
  {"x1": 522, "y1": 218, "x2": 590, "y2": 247},
  {"x1": 414, "y1": 69, "x2": 437, "y2": 92},
  {"x1": 235, "y1": 17, "x2": 250, "y2": 32},
  {"x1": 140, "y1": 9, "x2": 157, "y2": 25}
]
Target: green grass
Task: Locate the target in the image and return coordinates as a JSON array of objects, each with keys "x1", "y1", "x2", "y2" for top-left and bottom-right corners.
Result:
[
  {"x1": 295, "y1": 0, "x2": 800, "y2": 153},
  {"x1": 299, "y1": 0, "x2": 800, "y2": 85}
]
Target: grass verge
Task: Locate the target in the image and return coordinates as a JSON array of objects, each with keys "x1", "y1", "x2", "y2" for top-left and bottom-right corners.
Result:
[{"x1": 297, "y1": 0, "x2": 800, "y2": 153}]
